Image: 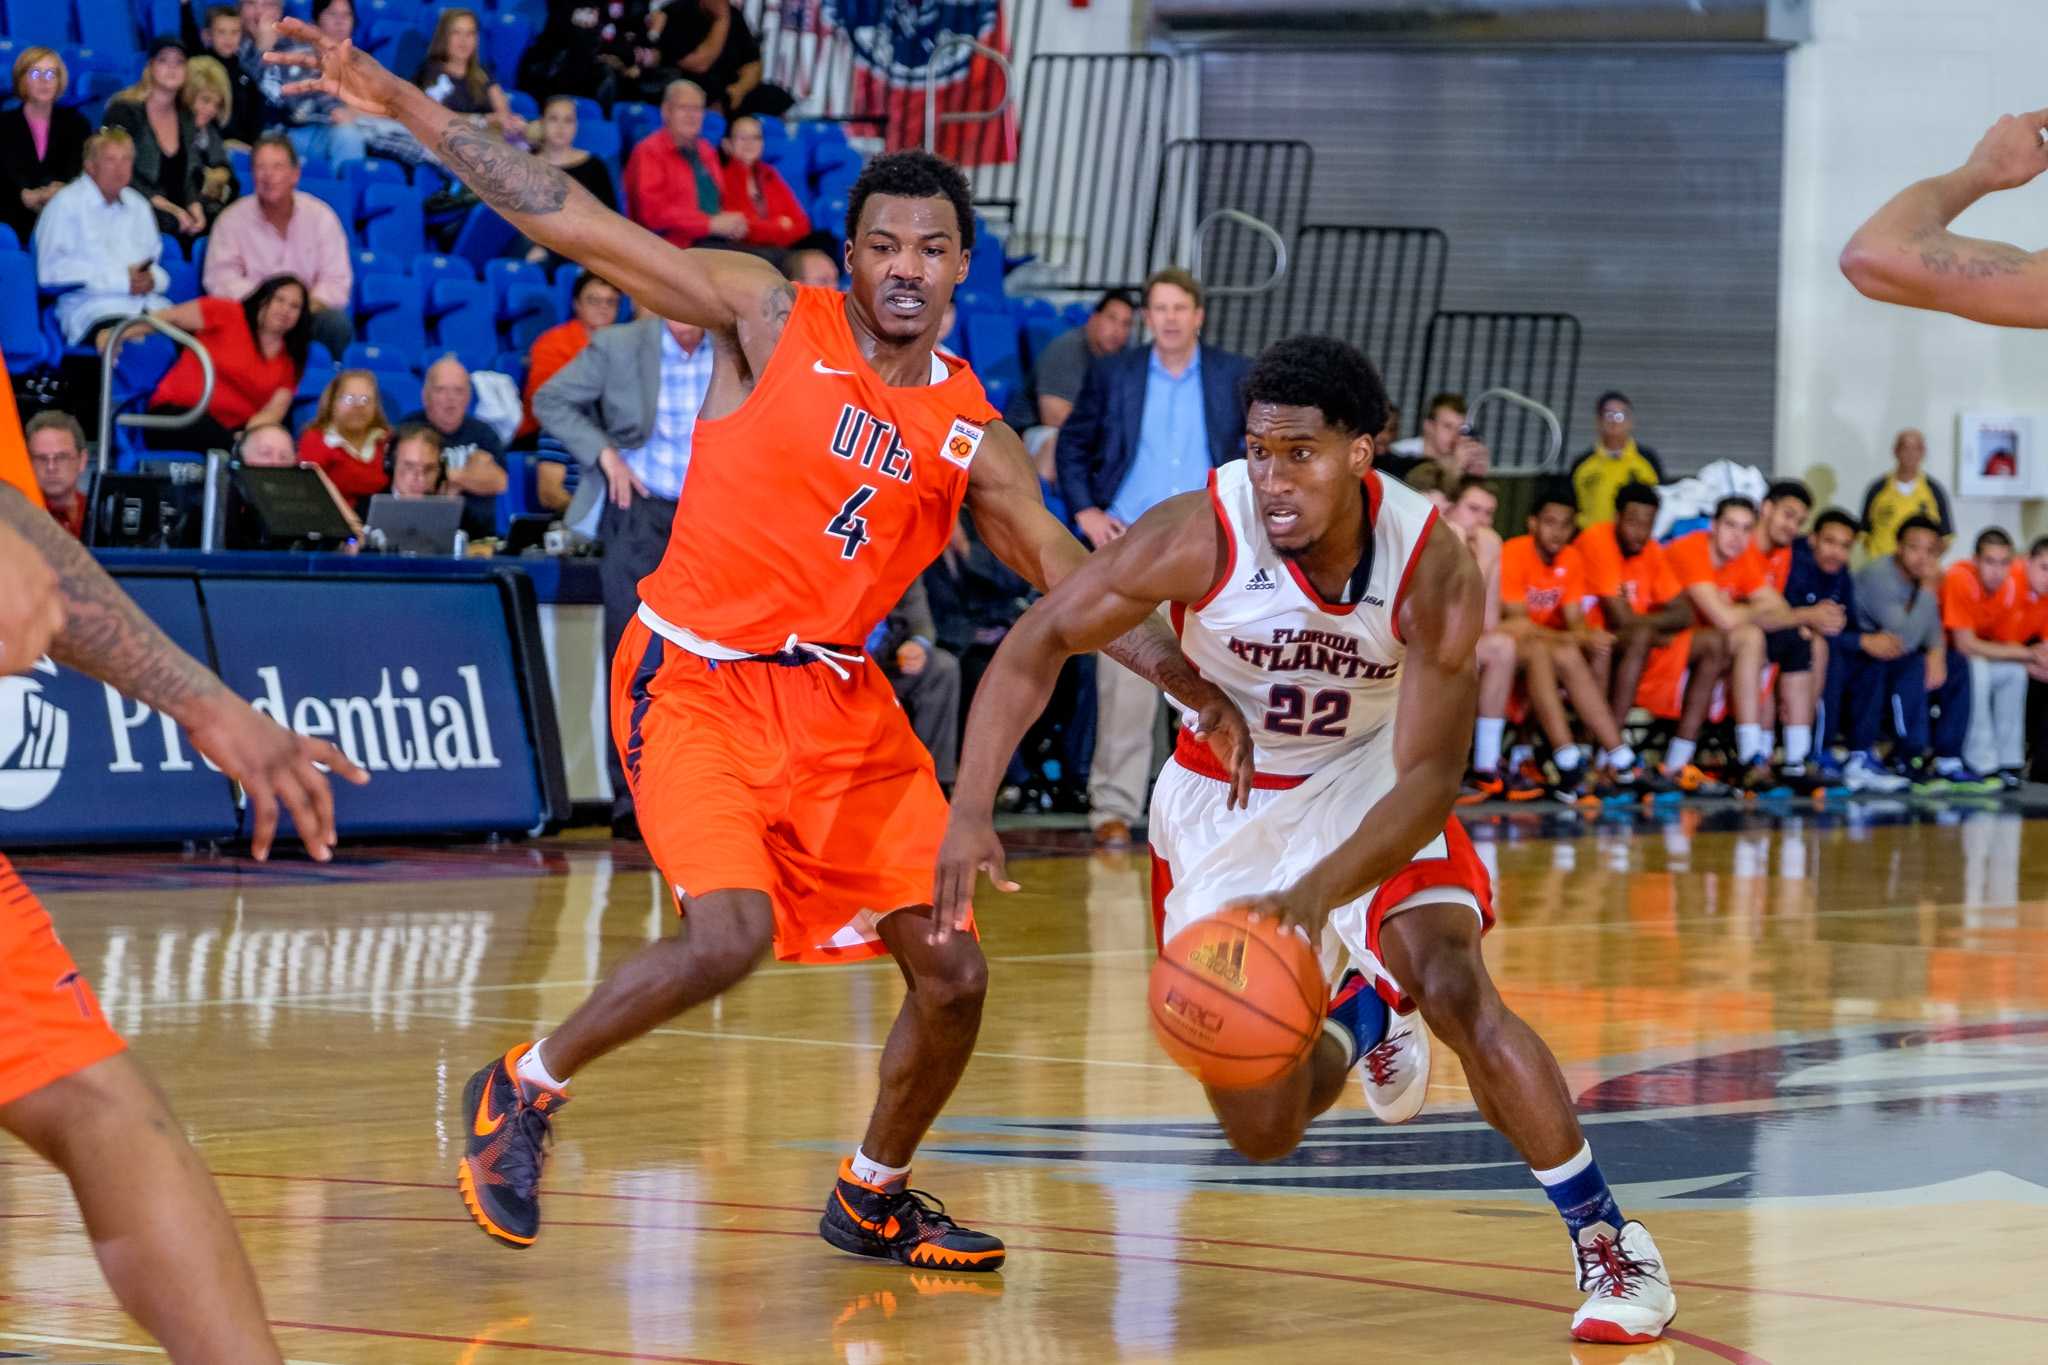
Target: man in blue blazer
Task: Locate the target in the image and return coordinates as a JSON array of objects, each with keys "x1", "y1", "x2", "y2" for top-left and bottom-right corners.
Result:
[{"x1": 1053, "y1": 266, "x2": 1252, "y2": 846}]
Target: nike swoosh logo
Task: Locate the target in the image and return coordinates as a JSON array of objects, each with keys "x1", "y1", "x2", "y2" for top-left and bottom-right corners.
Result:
[
  {"x1": 474, "y1": 1085, "x2": 504, "y2": 1138},
  {"x1": 835, "y1": 1189, "x2": 899, "y2": 1240},
  {"x1": 813, "y1": 360, "x2": 855, "y2": 376}
]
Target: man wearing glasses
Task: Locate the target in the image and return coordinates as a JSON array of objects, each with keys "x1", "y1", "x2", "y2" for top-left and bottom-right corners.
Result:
[
  {"x1": 1569, "y1": 390, "x2": 1667, "y2": 529},
  {"x1": 24, "y1": 412, "x2": 89, "y2": 539}
]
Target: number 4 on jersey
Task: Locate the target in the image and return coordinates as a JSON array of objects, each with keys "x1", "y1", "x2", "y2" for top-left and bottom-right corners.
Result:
[{"x1": 827, "y1": 485, "x2": 876, "y2": 559}]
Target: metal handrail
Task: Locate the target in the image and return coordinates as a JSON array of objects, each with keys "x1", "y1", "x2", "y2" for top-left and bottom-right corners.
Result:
[
  {"x1": 1190, "y1": 207, "x2": 1288, "y2": 297},
  {"x1": 923, "y1": 35, "x2": 1016, "y2": 152},
  {"x1": 1471, "y1": 387, "x2": 1565, "y2": 470},
  {"x1": 96, "y1": 312, "x2": 216, "y2": 475}
]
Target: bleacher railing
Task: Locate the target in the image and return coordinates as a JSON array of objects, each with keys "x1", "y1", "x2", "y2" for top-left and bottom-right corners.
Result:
[
  {"x1": 1151, "y1": 137, "x2": 1312, "y2": 313},
  {"x1": 1416, "y1": 311, "x2": 1583, "y2": 473}
]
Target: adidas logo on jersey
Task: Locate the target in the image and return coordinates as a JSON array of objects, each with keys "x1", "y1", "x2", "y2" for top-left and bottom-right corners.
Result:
[{"x1": 1245, "y1": 568, "x2": 1278, "y2": 591}]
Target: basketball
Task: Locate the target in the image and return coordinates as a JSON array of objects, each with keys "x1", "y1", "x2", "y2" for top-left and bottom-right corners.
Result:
[{"x1": 1148, "y1": 906, "x2": 1327, "y2": 1089}]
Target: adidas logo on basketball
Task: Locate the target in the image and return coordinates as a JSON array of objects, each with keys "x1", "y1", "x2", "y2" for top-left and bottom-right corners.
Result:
[
  {"x1": 1245, "y1": 568, "x2": 1278, "y2": 591},
  {"x1": 1187, "y1": 931, "x2": 1249, "y2": 992}
]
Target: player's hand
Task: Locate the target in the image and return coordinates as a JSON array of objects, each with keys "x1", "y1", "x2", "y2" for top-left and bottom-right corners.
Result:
[
  {"x1": 1964, "y1": 109, "x2": 2048, "y2": 193},
  {"x1": 1862, "y1": 630, "x2": 1904, "y2": 661},
  {"x1": 1223, "y1": 885, "x2": 1328, "y2": 948},
  {"x1": 1187, "y1": 682, "x2": 1254, "y2": 810},
  {"x1": 1454, "y1": 435, "x2": 1491, "y2": 475},
  {"x1": 183, "y1": 693, "x2": 370, "y2": 862},
  {"x1": 1075, "y1": 507, "x2": 1126, "y2": 550},
  {"x1": 894, "y1": 640, "x2": 928, "y2": 676},
  {"x1": 269, "y1": 16, "x2": 411, "y2": 119},
  {"x1": 598, "y1": 448, "x2": 647, "y2": 510},
  {"x1": 1924, "y1": 651, "x2": 1947, "y2": 693},
  {"x1": 0, "y1": 521, "x2": 65, "y2": 677},
  {"x1": 1806, "y1": 600, "x2": 1848, "y2": 635},
  {"x1": 931, "y1": 815, "x2": 1016, "y2": 944}
]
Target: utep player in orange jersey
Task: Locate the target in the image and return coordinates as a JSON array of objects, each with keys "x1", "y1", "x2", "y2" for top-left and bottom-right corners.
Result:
[
  {"x1": 0, "y1": 489, "x2": 368, "y2": 1361},
  {"x1": 268, "y1": 22, "x2": 1252, "y2": 1270},
  {"x1": 936, "y1": 339, "x2": 1678, "y2": 1343}
]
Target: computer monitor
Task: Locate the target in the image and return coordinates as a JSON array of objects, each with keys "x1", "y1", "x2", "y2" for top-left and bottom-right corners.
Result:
[
  {"x1": 228, "y1": 465, "x2": 354, "y2": 550},
  {"x1": 363, "y1": 494, "x2": 464, "y2": 557}
]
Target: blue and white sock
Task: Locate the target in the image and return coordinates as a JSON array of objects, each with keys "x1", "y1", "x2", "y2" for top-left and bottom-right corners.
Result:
[
  {"x1": 1533, "y1": 1140, "x2": 1625, "y2": 1241},
  {"x1": 1322, "y1": 975, "x2": 1391, "y2": 1068}
]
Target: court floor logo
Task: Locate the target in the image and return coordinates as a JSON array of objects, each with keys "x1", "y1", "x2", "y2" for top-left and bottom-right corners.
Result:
[
  {"x1": 922, "y1": 1018, "x2": 2048, "y2": 1208},
  {"x1": 0, "y1": 662, "x2": 69, "y2": 811}
]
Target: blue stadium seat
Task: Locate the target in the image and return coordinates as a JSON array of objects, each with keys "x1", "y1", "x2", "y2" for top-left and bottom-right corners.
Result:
[
  {"x1": 359, "y1": 182, "x2": 425, "y2": 255},
  {"x1": 575, "y1": 119, "x2": 620, "y2": 162},
  {"x1": 491, "y1": 348, "x2": 527, "y2": 390},
  {"x1": 230, "y1": 145, "x2": 252, "y2": 195},
  {"x1": 614, "y1": 102, "x2": 659, "y2": 150},
  {"x1": 483, "y1": 256, "x2": 542, "y2": 304},
  {"x1": 426, "y1": 277, "x2": 496, "y2": 367},
  {"x1": 964, "y1": 313, "x2": 1023, "y2": 417},
  {"x1": 162, "y1": 254, "x2": 199, "y2": 301},
  {"x1": 412, "y1": 252, "x2": 477, "y2": 288},
  {"x1": 145, "y1": 0, "x2": 184, "y2": 40},
  {"x1": 342, "y1": 341, "x2": 419, "y2": 374},
  {"x1": 356, "y1": 273, "x2": 424, "y2": 348},
  {"x1": 505, "y1": 87, "x2": 539, "y2": 123},
  {"x1": 291, "y1": 359, "x2": 340, "y2": 429},
  {"x1": 158, "y1": 231, "x2": 186, "y2": 264},
  {"x1": 353, "y1": 247, "x2": 405, "y2": 280},
  {"x1": 569, "y1": 96, "x2": 603, "y2": 128},
  {"x1": 13, "y1": 0, "x2": 76, "y2": 43},
  {"x1": 104, "y1": 335, "x2": 182, "y2": 463},
  {"x1": 368, "y1": 368, "x2": 416, "y2": 423},
  {"x1": 0, "y1": 224, "x2": 18, "y2": 252},
  {"x1": 0, "y1": 250, "x2": 48, "y2": 372},
  {"x1": 487, "y1": 12, "x2": 533, "y2": 83},
  {"x1": 348, "y1": 157, "x2": 408, "y2": 189},
  {"x1": 448, "y1": 204, "x2": 519, "y2": 270},
  {"x1": 74, "y1": 0, "x2": 139, "y2": 57},
  {"x1": 501, "y1": 282, "x2": 556, "y2": 352},
  {"x1": 299, "y1": 176, "x2": 360, "y2": 235},
  {"x1": 1023, "y1": 313, "x2": 1065, "y2": 364}
]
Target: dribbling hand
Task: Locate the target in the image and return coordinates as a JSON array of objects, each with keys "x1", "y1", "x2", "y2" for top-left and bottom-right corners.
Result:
[
  {"x1": 930, "y1": 815, "x2": 1017, "y2": 945},
  {"x1": 1222, "y1": 886, "x2": 1327, "y2": 947}
]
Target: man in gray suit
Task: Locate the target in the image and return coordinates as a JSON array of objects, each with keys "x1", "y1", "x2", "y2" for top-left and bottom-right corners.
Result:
[{"x1": 535, "y1": 302, "x2": 714, "y2": 837}]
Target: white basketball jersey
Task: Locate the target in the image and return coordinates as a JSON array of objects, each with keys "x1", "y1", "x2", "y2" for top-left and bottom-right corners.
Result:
[{"x1": 1173, "y1": 462, "x2": 1440, "y2": 776}]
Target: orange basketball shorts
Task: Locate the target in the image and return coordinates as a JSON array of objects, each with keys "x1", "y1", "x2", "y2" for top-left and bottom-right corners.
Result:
[
  {"x1": 610, "y1": 616, "x2": 960, "y2": 965},
  {"x1": 0, "y1": 855, "x2": 125, "y2": 1108}
]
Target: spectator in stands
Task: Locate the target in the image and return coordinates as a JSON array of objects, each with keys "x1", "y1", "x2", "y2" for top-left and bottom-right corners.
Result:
[
  {"x1": 297, "y1": 369, "x2": 392, "y2": 507},
  {"x1": 184, "y1": 58, "x2": 241, "y2": 226},
  {"x1": 1056, "y1": 266, "x2": 1252, "y2": 846},
  {"x1": 1568, "y1": 390, "x2": 1666, "y2": 528},
  {"x1": 877, "y1": 577, "x2": 962, "y2": 788},
  {"x1": 1842, "y1": 517, "x2": 1955, "y2": 792},
  {"x1": 271, "y1": 0, "x2": 373, "y2": 172},
  {"x1": 534, "y1": 303, "x2": 712, "y2": 835},
  {"x1": 0, "y1": 48, "x2": 91, "y2": 248},
  {"x1": 1576, "y1": 480, "x2": 1691, "y2": 761},
  {"x1": 519, "y1": 0, "x2": 659, "y2": 106},
  {"x1": 533, "y1": 96, "x2": 620, "y2": 211},
  {"x1": 1024, "y1": 290, "x2": 1135, "y2": 434},
  {"x1": 1861, "y1": 428, "x2": 1954, "y2": 561},
  {"x1": 238, "y1": 0, "x2": 287, "y2": 121},
  {"x1": 1381, "y1": 391, "x2": 1488, "y2": 483},
  {"x1": 103, "y1": 39, "x2": 212, "y2": 243},
  {"x1": 400, "y1": 357, "x2": 510, "y2": 540},
  {"x1": 417, "y1": 9, "x2": 524, "y2": 143},
  {"x1": 134, "y1": 273, "x2": 311, "y2": 451},
  {"x1": 1375, "y1": 403, "x2": 1401, "y2": 459},
  {"x1": 388, "y1": 423, "x2": 450, "y2": 498},
  {"x1": 626, "y1": 79, "x2": 746, "y2": 251},
  {"x1": 37, "y1": 130, "x2": 172, "y2": 347},
  {"x1": 520, "y1": 271, "x2": 622, "y2": 448},
  {"x1": 720, "y1": 115, "x2": 810, "y2": 252},
  {"x1": 25, "y1": 411, "x2": 88, "y2": 540},
  {"x1": 200, "y1": 7, "x2": 264, "y2": 148},
  {"x1": 1942, "y1": 528, "x2": 2037, "y2": 789},
  {"x1": 654, "y1": 0, "x2": 792, "y2": 117},
  {"x1": 1498, "y1": 483, "x2": 1651, "y2": 800},
  {"x1": 1751, "y1": 479, "x2": 1845, "y2": 790},
  {"x1": 204, "y1": 136, "x2": 354, "y2": 360},
  {"x1": 1444, "y1": 478, "x2": 1531, "y2": 803},
  {"x1": 1795, "y1": 509, "x2": 1866, "y2": 768},
  {"x1": 785, "y1": 247, "x2": 839, "y2": 289},
  {"x1": 238, "y1": 418, "x2": 364, "y2": 538}
]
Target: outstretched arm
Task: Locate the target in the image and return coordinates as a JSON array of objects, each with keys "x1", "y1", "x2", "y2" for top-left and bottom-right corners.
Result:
[
  {"x1": 0, "y1": 484, "x2": 368, "y2": 859},
  {"x1": 269, "y1": 19, "x2": 788, "y2": 364},
  {"x1": 932, "y1": 490, "x2": 1246, "y2": 935},
  {"x1": 1841, "y1": 110, "x2": 2048, "y2": 326},
  {"x1": 1227, "y1": 528, "x2": 1484, "y2": 940}
]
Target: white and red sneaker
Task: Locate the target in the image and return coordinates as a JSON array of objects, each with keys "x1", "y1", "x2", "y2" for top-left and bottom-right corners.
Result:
[
  {"x1": 1359, "y1": 1008, "x2": 1431, "y2": 1124},
  {"x1": 1570, "y1": 1220, "x2": 1677, "y2": 1343}
]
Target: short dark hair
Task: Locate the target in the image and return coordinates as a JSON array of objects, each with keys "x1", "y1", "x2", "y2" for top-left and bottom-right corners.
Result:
[
  {"x1": 1452, "y1": 476, "x2": 1496, "y2": 505},
  {"x1": 1896, "y1": 515, "x2": 1942, "y2": 544},
  {"x1": 1614, "y1": 481, "x2": 1660, "y2": 514},
  {"x1": 570, "y1": 270, "x2": 617, "y2": 303},
  {"x1": 393, "y1": 421, "x2": 444, "y2": 456},
  {"x1": 204, "y1": 4, "x2": 238, "y2": 24},
  {"x1": 1094, "y1": 289, "x2": 1136, "y2": 314},
  {"x1": 844, "y1": 150, "x2": 974, "y2": 255},
  {"x1": 1812, "y1": 508, "x2": 1858, "y2": 538},
  {"x1": 1976, "y1": 527, "x2": 2015, "y2": 554},
  {"x1": 2031, "y1": 534, "x2": 2048, "y2": 558},
  {"x1": 1712, "y1": 495, "x2": 1757, "y2": 522},
  {"x1": 1532, "y1": 478, "x2": 1577, "y2": 517},
  {"x1": 1143, "y1": 266, "x2": 1203, "y2": 311},
  {"x1": 253, "y1": 132, "x2": 298, "y2": 167},
  {"x1": 1764, "y1": 478, "x2": 1813, "y2": 509},
  {"x1": 1243, "y1": 335, "x2": 1389, "y2": 439},
  {"x1": 24, "y1": 409, "x2": 85, "y2": 451},
  {"x1": 1595, "y1": 390, "x2": 1632, "y2": 414},
  {"x1": 1425, "y1": 391, "x2": 1466, "y2": 419}
]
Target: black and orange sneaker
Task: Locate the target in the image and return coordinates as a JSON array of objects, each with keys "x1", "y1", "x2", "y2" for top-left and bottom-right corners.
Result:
[
  {"x1": 1504, "y1": 760, "x2": 1547, "y2": 801},
  {"x1": 456, "y1": 1043, "x2": 568, "y2": 1249},
  {"x1": 819, "y1": 1159, "x2": 1006, "y2": 1272},
  {"x1": 1456, "y1": 767, "x2": 1504, "y2": 806}
]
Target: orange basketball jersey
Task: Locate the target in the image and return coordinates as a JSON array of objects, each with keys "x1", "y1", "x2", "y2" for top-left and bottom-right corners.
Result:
[{"x1": 636, "y1": 286, "x2": 999, "y2": 652}]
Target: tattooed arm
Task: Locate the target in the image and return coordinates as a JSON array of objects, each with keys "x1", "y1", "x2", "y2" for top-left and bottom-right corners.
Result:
[
  {"x1": 1842, "y1": 109, "x2": 2048, "y2": 326},
  {"x1": 268, "y1": 19, "x2": 790, "y2": 370},
  {"x1": 0, "y1": 484, "x2": 367, "y2": 858}
]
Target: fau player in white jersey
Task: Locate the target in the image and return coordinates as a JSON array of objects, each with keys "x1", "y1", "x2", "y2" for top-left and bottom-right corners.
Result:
[{"x1": 936, "y1": 337, "x2": 1678, "y2": 1345}]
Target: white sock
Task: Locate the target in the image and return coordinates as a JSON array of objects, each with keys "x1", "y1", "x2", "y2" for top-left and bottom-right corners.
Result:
[
  {"x1": 1509, "y1": 744, "x2": 1534, "y2": 771},
  {"x1": 1554, "y1": 744, "x2": 1585, "y2": 773},
  {"x1": 517, "y1": 1038, "x2": 571, "y2": 1093},
  {"x1": 1663, "y1": 738, "x2": 1696, "y2": 773},
  {"x1": 1783, "y1": 724, "x2": 1812, "y2": 767},
  {"x1": 1736, "y1": 723, "x2": 1768, "y2": 764},
  {"x1": 1603, "y1": 744, "x2": 1637, "y2": 772},
  {"x1": 1935, "y1": 756, "x2": 1964, "y2": 776},
  {"x1": 1474, "y1": 716, "x2": 1506, "y2": 773},
  {"x1": 849, "y1": 1146, "x2": 911, "y2": 1187},
  {"x1": 1531, "y1": 1139, "x2": 1595, "y2": 1186}
]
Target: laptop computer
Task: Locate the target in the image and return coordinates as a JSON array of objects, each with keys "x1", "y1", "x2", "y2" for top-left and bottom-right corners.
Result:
[{"x1": 364, "y1": 494, "x2": 465, "y2": 557}]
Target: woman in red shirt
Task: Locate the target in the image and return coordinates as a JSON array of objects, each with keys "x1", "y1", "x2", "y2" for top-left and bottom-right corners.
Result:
[
  {"x1": 139, "y1": 274, "x2": 311, "y2": 452},
  {"x1": 718, "y1": 115, "x2": 809, "y2": 251},
  {"x1": 297, "y1": 369, "x2": 392, "y2": 505}
]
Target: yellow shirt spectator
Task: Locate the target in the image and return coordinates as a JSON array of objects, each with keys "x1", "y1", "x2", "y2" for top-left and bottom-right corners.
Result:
[{"x1": 1569, "y1": 439, "x2": 1665, "y2": 528}]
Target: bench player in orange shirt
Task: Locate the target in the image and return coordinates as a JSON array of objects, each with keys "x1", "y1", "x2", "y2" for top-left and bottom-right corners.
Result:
[
  {"x1": 268, "y1": 22, "x2": 1254, "y2": 1269},
  {"x1": 0, "y1": 489, "x2": 368, "y2": 1361},
  {"x1": 1574, "y1": 482, "x2": 1691, "y2": 756},
  {"x1": 1941, "y1": 529, "x2": 2041, "y2": 787}
]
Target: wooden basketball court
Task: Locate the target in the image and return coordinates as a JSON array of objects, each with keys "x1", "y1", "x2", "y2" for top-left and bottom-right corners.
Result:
[{"x1": 3, "y1": 803, "x2": 2043, "y2": 1363}]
